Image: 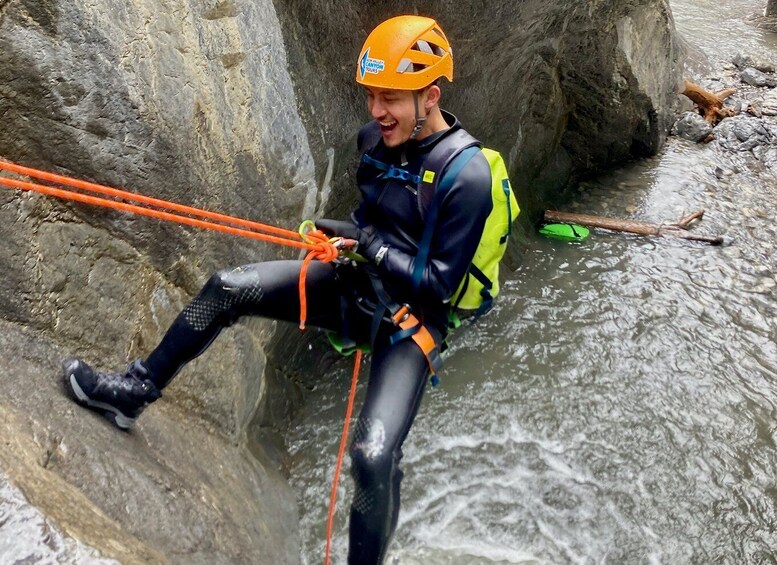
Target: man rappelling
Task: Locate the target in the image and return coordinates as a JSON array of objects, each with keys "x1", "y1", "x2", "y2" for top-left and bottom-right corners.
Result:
[{"x1": 63, "y1": 15, "x2": 518, "y2": 564}]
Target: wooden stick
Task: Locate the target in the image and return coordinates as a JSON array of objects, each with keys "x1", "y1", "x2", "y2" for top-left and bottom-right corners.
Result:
[
  {"x1": 681, "y1": 81, "x2": 736, "y2": 125},
  {"x1": 655, "y1": 228, "x2": 724, "y2": 245},
  {"x1": 544, "y1": 209, "x2": 724, "y2": 245},
  {"x1": 677, "y1": 210, "x2": 704, "y2": 228}
]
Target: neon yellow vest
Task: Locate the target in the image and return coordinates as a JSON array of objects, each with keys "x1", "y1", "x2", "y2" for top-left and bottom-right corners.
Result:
[{"x1": 451, "y1": 148, "x2": 520, "y2": 311}]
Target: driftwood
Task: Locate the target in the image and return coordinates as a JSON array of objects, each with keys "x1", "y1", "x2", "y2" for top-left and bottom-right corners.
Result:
[
  {"x1": 681, "y1": 81, "x2": 737, "y2": 125},
  {"x1": 544, "y1": 209, "x2": 724, "y2": 245}
]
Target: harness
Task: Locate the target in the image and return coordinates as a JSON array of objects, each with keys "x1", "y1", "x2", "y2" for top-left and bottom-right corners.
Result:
[
  {"x1": 365, "y1": 268, "x2": 443, "y2": 378},
  {"x1": 350, "y1": 121, "x2": 488, "y2": 383}
]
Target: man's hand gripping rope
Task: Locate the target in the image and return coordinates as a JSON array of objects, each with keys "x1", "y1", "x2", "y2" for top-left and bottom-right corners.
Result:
[
  {"x1": 297, "y1": 220, "x2": 358, "y2": 330},
  {"x1": 0, "y1": 158, "x2": 357, "y2": 332}
]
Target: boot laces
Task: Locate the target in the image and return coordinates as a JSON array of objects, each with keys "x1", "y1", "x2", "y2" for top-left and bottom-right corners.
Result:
[{"x1": 93, "y1": 362, "x2": 158, "y2": 400}]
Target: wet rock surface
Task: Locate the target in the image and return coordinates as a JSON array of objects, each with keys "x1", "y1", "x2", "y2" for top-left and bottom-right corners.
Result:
[
  {"x1": 715, "y1": 115, "x2": 777, "y2": 151},
  {"x1": 0, "y1": 0, "x2": 315, "y2": 442},
  {"x1": 733, "y1": 52, "x2": 776, "y2": 73},
  {"x1": 0, "y1": 473, "x2": 117, "y2": 564},
  {"x1": 746, "y1": 87, "x2": 777, "y2": 116},
  {"x1": 0, "y1": 319, "x2": 298, "y2": 564},
  {"x1": 672, "y1": 111, "x2": 714, "y2": 141},
  {"x1": 674, "y1": 52, "x2": 777, "y2": 164},
  {"x1": 0, "y1": 0, "x2": 684, "y2": 562},
  {"x1": 0, "y1": 0, "x2": 308, "y2": 561},
  {"x1": 274, "y1": 0, "x2": 683, "y2": 226},
  {"x1": 740, "y1": 67, "x2": 777, "y2": 87}
]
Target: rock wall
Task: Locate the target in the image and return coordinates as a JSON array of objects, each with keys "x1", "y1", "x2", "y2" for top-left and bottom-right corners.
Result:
[
  {"x1": 0, "y1": 0, "x2": 321, "y2": 432},
  {"x1": 0, "y1": 0, "x2": 683, "y2": 562},
  {"x1": 270, "y1": 0, "x2": 682, "y2": 383},
  {"x1": 0, "y1": 0, "x2": 311, "y2": 561},
  {"x1": 273, "y1": 0, "x2": 682, "y2": 229}
]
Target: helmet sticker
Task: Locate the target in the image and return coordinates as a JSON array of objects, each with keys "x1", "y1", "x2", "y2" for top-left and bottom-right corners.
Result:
[{"x1": 359, "y1": 48, "x2": 385, "y2": 80}]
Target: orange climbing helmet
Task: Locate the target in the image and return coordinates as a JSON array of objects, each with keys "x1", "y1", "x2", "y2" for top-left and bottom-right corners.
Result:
[{"x1": 356, "y1": 15, "x2": 453, "y2": 90}]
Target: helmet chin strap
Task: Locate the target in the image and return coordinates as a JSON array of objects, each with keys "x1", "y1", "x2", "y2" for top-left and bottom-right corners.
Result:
[
  {"x1": 403, "y1": 92, "x2": 427, "y2": 165},
  {"x1": 410, "y1": 91, "x2": 427, "y2": 140}
]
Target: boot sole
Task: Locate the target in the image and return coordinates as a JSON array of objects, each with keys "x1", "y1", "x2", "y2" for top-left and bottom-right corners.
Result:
[{"x1": 63, "y1": 361, "x2": 136, "y2": 431}]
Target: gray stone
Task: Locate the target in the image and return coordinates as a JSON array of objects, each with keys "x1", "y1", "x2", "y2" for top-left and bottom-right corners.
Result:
[
  {"x1": 0, "y1": 319, "x2": 298, "y2": 564},
  {"x1": 672, "y1": 112, "x2": 713, "y2": 142},
  {"x1": 752, "y1": 58, "x2": 776, "y2": 73},
  {"x1": 0, "y1": 0, "x2": 309, "y2": 560},
  {"x1": 759, "y1": 90, "x2": 777, "y2": 115},
  {"x1": 741, "y1": 67, "x2": 771, "y2": 87},
  {"x1": 732, "y1": 98, "x2": 750, "y2": 114},
  {"x1": 715, "y1": 115, "x2": 777, "y2": 151},
  {"x1": 0, "y1": 0, "x2": 318, "y2": 435},
  {"x1": 733, "y1": 53, "x2": 774, "y2": 73},
  {"x1": 733, "y1": 53, "x2": 754, "y2": 69}
]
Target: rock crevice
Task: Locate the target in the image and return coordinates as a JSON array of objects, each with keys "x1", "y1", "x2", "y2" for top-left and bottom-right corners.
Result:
[{"x1": 0, "y1": 0, "x2": 682, "y2": 562}]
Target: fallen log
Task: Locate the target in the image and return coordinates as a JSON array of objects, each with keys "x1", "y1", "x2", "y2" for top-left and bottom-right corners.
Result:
[
  {"x1": 543, "y1": 209, "x2": 724, "y2": 245},
  {"x1": 681, "y1": 81, "x2": 736, "y2": 125}
]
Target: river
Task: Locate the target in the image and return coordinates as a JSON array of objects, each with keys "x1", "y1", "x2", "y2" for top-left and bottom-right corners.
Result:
[
  {"x1": 287, "y1": 1, "x2": 777, "y2": 563},
  {"x1": 0, "y1": 474, "x2": 117, "y2": 564}
]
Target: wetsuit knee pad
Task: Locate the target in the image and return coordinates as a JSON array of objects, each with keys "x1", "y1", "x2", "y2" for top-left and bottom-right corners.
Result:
[
  {"x1": 349, "y1": 417, "x2": 401, "y2": 512},
  {"x1": 182, "y1": 267, "x2": 264, "y2": 331}
]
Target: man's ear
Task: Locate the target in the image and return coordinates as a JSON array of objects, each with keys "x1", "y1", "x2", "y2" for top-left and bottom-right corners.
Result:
[{"x1": 424, "y1": 84, "x2": 441, "y2": 110}]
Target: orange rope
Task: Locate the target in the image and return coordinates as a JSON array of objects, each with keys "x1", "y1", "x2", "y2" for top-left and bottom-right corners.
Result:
[
  {"x1": 325, "y1": 349, "x2": 363, "y2": 565},
  {"x1": 0, "y1": 159, "x2": 341, "y2": 328},
  {"x1": 297, "y1": 228, "x2": 338, "y2": 330},
  {"x1": 1, "y1": 159, "x2": 361, "y2": 555},
  {"x1": 0, "y1": 160, "x2": 301, "y2": 239},
  {"x1": 0, "y1": 175, "x2": 319, "y2": 250}
]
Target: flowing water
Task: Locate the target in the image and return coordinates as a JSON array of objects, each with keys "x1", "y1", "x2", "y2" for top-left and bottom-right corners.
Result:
[
  {"x1": 671, "y1": 0, "x2": 776, "y2": 65},
  {"x1": 288, "y1": 1, "x2": 777, "y2": 563},
  {"x1": 0, "y1": 473, "x2": 117, "y2": 564}
]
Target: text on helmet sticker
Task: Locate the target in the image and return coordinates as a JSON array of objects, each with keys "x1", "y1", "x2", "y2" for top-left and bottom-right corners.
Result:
[{"x1": 359, "y1": 48, "x2": 385, "y2": 80}]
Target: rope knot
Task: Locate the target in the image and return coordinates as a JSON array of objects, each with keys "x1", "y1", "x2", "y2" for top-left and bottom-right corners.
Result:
[
  {"x1": 298, "y1": 226, "x2": 341, "y2": 330},
  {"x1": 304, "y1": 228, "x2": 340, "y2": 262}
]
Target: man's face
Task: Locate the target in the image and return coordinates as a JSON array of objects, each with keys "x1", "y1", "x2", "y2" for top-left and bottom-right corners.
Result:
[{"x1": 364, "y1": 87, "x2": 420, "y2": 147}]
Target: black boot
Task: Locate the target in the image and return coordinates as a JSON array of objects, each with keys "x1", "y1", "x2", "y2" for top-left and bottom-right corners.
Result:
[{"x1": 63, "y1": 358, "x2": 161, "y2": 431}]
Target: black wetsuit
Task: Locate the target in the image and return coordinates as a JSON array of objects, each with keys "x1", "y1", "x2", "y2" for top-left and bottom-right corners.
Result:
[{"x1": 142, "y1": 111, "x2": 493, "y2": 564}]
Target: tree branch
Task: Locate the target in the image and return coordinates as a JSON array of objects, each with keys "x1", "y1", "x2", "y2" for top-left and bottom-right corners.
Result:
[
  {"x1": 544, "y1": 209, "x2": 724, "y2": 245},
  {"x1": 682, "y1": 81, "x2": 736, "y2": 124}
]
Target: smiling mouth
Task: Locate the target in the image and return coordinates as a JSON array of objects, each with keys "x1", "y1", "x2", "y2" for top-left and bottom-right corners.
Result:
[{"x1": 379, "y1": 120, "x2": 398, "y2": 134}]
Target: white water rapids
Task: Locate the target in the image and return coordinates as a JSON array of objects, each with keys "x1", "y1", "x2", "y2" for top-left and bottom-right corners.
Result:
[{"x1": 288, "y1": 1, "x2": 777, "y2": 563}]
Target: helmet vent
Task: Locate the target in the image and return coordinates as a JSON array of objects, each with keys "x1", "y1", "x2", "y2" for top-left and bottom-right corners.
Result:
[
  {"x1": 397, "y1": 58, "x2": 416, "y2": 73},
  {"x1": 397, "y1": 57, "x2": 429, "y2": 73},
  {"x1": 411, "y1": 40, "x2": 446, "y2": 58},
  {"x1": 413, "y1": 40, "x2": 434, "y2": 54}
]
